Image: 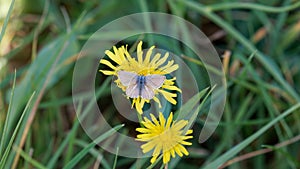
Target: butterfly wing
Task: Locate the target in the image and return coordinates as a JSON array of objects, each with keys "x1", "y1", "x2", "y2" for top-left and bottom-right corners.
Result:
[
  {"x1": 145, "y1": 74, "x2": 165, "y2": 88},
  {"x1": 140, "y1": 85, "x2": 155, "y2": 99},
  {"x1": 118, "y1": 71, "x2": 137, "y2": 86},
  {"x1": 118, "y1": 71, "x2": 165, "y2": 99},
  {"x1": 141, "y1": 75, "x2": 165, "y2": 99},
  {"x1": 118, "y1": 71, "x2": 140, "y2": 98},
  {"x1": 126, "y1": 83, "x2": 140, "y2": 98}
]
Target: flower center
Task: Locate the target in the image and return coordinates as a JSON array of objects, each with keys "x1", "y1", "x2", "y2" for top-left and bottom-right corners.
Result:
[{"x1": 158, "y1": 129, "x2": 178, "y2": 149}]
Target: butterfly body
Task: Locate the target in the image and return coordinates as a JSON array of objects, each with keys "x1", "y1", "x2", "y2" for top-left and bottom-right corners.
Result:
[
  {"x1": 118, "y1": 71, "x2": 165, "y2": 99},
  {"x1": 137, "y1": 75, "x2": 146, "y2": 97}
]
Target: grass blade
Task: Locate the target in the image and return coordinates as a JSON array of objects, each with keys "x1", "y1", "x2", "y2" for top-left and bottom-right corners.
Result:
[
  {"x1": 146, "y1": 155, "x2": 163, "y2": 169},
  {"x1": 0, "y1": 92, "x2": 36, "y2": 169},
  {"x1": 176, "y1": 0, "x2": 300, "y2": 102},
  {"x1": 46, "y1": 106, "x2": 81, "y2": 169},
  {"x1": 63, "y1": 124, "x2": 124, "y2": 169},
  {"x1": 0, "y1": 0, "x2": 16, "y2": 44},
  {"x1": 176, "y1": 87, "x2": 210, "y2": 120},
  {"x1": 187, "y1": 86, "x2": 215, "y2": 136},
  {"x1": 203, "y1": 103, "x2": 300, "y2": 169},
  {"x1": 138, "y1": 1, "x2": 154, "y2": 45},
  {"x1": 0, "y1": 70, "x2": 16, "y2": 155},
  {"x1": 74, "y1": 140, "x2": 111, "y2": 169},
  {"x1": 207, "y1": 1, "x2": 300, "y2": 12},
  {"x1": 13, "y1": 146, "x2": 47, "y2": 169},
  {"x1": 112, "y1": 147, "x2": 119, "y2": 169}
]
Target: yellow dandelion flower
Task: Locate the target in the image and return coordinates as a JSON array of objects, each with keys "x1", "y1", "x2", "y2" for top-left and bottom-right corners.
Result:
[
  {"x1": 99, "y1": 41, "x2": 181, "y2": 114},
  {"x1": 136, "y1": 112, "x2": 193, "y2": 164}
]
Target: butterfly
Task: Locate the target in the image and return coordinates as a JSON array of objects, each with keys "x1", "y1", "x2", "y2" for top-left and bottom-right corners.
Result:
[{"x1": 118, "y1": 71, "x2": 166, "y2": 99}]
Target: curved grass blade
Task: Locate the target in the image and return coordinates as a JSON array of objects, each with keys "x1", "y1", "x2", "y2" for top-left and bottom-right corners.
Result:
[
  {"x1": 74, "y1": 140, "x2": 110, "y2": 169},
  {"x1": 112, "y1": 147, "x2": 119, "y2": 169},
  {"x1": 0, "y1": 0, "x2": 16, "y2": 44},
  {"x1": 146, "y1": 155, "x2": 162, "y2": 169},
  {"x1": 203, "y1": 103, "x2": 300, "y2": 169},
  {"x1": 63, "y1": 124, "x2": 124, "y2": 169},
  {"x1": 207, "y1": 1, "x2": 300, "y2": 12},
  {"x1": 0, "y1": 92, "x2": 36, "y2": 169},
  {"x1": 175, "y1": 0, "x2": 300, "y2": 102},
  {"x1": 0, "y1": 70, "x2": 16, "y2": 155},
  {"x1": 47, "y1": 78, "x2": 110, "y2": 169},
  {"x1": 13, "y1": 146, "x2": 47, "y2": 169}
]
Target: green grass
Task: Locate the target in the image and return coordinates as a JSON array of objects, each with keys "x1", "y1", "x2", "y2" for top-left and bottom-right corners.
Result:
[{"x1": 1, "y1": 0, "x2": 300, "y2": 168}]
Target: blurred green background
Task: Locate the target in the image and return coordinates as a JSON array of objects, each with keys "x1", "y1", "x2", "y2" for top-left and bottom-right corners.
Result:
[{"x1": 1, "y1": 0, "x2": 300, "y2": 168}]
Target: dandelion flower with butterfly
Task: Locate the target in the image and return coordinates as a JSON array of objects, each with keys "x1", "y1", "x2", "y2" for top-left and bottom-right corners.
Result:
[{"x1": 99, "y1": 41, "x2": 181, "y2": 114}]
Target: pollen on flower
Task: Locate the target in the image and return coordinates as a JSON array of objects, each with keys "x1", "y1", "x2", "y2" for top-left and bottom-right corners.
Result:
[
  {"x1": 99, "y1": 41, "x2": 181, "y2": 114},
  {"x1": 136, "y1": 112, "x2": 193, "y2": 164}
]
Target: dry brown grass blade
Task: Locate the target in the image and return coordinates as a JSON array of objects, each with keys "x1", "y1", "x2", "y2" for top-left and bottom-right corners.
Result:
[
  {"x1": 11, "y1": 41, "x2": 70, "y2": 169},
  {"x1": 219, "y1": 134, "x2": 300, "y2": 169},
  {"x1": 222, "y1": 50, "x2": 231, "y2": 75},
  {"x1": 251, "y1": 26, "x2": 268, "y2": 44}
]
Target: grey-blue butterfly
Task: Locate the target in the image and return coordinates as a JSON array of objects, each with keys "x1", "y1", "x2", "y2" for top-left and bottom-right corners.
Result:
[{"x1": 118, "y1": 71, "x2": 166, "y2": 99}]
